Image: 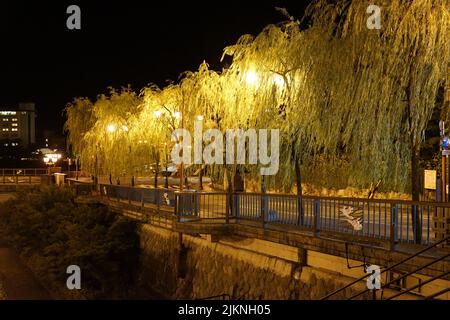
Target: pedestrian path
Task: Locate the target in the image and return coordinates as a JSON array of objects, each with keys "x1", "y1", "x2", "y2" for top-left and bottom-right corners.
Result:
[{"x1": 0, "y1": 244, "x2": 51, "y2": 299}]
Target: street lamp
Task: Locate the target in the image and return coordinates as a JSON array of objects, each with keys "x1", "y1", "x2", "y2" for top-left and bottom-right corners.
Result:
[
  {"x1": 245, "y1": 70, "x2": 258, "y2": 85},
  {"x1": 154, "y1": 110, "x2": 162, "y2": 118}
]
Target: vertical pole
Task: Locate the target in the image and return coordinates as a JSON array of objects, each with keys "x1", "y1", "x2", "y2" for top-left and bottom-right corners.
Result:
[
  {"x1": 75, "y1": 158, "x2": 79, "y2": 180},
  {"x1": 156, "y1": 189, "x2": 160, "y2": 215},
  {"x1": 261, "y1": 176, "x2": 267, "y2": 228},
  {"x1": 225, "y1": 191, "x2": 230, "y2": 224},
  {"x1": 180, "y1": 100, "x2": 185, "y2": 192},
  {"x1": 314, "y1": 199, "x2": 321, "y2": 236},
  {"x1": 390, "y1": 203, "x2": 399, "y2": 250}
]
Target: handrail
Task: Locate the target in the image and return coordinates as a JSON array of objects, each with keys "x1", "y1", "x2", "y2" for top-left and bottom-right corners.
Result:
[
  {"x1": 321, "y1": 235, "x2": 450, "y2": 300},
  {"x1": 425, "y1": 287, "x2": 450, "y2": 300},
  {"x1": 385, "y1": 270, "x2": 450, "y2": 300},
  {"x1": 197, "y1": 294, "x2": 231, "y2": 300},
  {"x1": 233, "y1": 191, "x2": 450, "y2": 207},
  {"x1": 348, "y1": 252, "x2": 450, "y2": 299}
]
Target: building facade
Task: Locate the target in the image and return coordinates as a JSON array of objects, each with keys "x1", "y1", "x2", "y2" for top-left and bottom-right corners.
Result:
[{"x1": 0, "y1": 103, "x2": 36, "y2": 149}]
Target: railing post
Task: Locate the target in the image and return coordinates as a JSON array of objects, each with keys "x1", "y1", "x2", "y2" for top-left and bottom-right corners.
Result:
[
  {"x1": 260, "y1": 191, "x2": 269, "y2": 228},
  {"x1": 314, "y1": 199, "x2": 321, "y2": 236},
  {"x1": 225, "y1": 192, "x2": 230, "y2": 224},
  {"x1": 390, "y1": 203, "x2": 399, "y2": 250},
  {"x1": 174, "y1": 192, "x2": 180, "y2": 222},
  {"x1": 412, "y1": 204, "x2": 422, "y2": 244},
  {"x1": 194, "y1": 192, "x2": 199, "y2": 217},
  {"x1": 156, "y1": 189, "x2": 160, "y2": 215},
  {"x1": 297, "y1": 196, "x2": 304, "y2": 226}
]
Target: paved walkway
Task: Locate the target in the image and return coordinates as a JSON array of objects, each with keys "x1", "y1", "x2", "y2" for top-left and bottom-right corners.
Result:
[
  {"x1": 0, "y1": 193, "x2": 51, "y2": 300},
  {"x1": 0, "y1": 245, "x2": 52, "y2": 299}
]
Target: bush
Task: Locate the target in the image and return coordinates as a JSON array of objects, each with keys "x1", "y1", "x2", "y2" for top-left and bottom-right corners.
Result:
[{"x1": 0, "y1": 186, "x2": 140, "y2": 299}]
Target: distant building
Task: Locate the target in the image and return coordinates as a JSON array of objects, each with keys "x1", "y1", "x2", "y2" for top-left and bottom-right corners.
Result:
[{"x1": 0, "y1": 103, "x2": 36, "y2": 148}]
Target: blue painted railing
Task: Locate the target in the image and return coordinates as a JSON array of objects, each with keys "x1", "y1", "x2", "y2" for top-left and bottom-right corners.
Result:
[{"x1": 96, "y1": 184, "x2": 449, "y2": 247}]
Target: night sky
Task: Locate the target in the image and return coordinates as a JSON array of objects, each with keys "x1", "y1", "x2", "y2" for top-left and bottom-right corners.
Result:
[{"x1": 0, "y1": 0, "x2": 311, "y2": 136}]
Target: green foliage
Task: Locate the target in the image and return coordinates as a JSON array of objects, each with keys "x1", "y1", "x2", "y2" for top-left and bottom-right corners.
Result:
[
  {"x1": 64, "y1": 1, "x2": 450, "y2": 193},
  {"x1": 0, "y1": 186, "x2": 140, "y2": 298}
]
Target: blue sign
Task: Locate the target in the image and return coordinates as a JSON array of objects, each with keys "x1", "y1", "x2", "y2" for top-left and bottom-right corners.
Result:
[{"x1": 443, "y1": 136, "x2": 450, "y2": 150}]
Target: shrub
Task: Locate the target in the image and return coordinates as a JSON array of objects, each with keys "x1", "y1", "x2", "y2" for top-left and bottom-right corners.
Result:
[{"x1": 0, "y1": 186, "x2": 140, "y2": 299}]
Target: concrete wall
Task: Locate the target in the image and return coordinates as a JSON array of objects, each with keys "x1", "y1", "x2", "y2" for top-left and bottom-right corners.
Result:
[{"x1": 138, "y1": 224, "x2": 375, "y2": 300}]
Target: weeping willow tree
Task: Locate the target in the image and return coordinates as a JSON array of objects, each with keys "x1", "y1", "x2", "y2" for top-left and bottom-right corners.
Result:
[
  {"x1": 79, "y1": 87, "x2": 142, "y2": 183},
  {"x1": 64, "y1": 97, "x2": 95, "y2": 163},
  {"x1": 305, "y1": 0, "x2": 450, "y2": 198},
  {"x1": 137, "y1": 83, "x2": 185, "y2": 187},
  {"x1": 65, "y1": 0, "x2": 449, "y2": 200},
  {"x1": 219, "y1": 12, "x2": 328, "y2": 195}
]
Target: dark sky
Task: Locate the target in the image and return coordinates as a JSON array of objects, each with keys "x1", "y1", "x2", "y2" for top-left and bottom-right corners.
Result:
[{"x1": 0, "y1": 0, "x2": 311, "y2": 135}]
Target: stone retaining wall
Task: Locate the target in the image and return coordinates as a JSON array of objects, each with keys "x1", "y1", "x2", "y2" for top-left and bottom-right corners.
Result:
[{"x1": 138, "y1": 224, "x2": 370, "y2": 300}]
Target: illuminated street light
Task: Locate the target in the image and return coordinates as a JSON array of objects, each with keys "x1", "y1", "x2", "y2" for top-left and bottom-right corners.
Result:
[
  {"x1": 107, "y1": 124, "x2": 116, "y2": 133},
  {"x1": 197, "y1": 115, "x2": 204, "y2": 121},
  {"x1": 272, "y1": 74, "x2": 285, "y2": 89},
  {"x1": 154, "y1": 110, "x2": 162, "y2": 118},
  {"x1": 245, "y1": 70, "x2": 258, "y2": 85},
  {"x1": 174, "y1": 111, "x2": 181, "y2": 119},
  {"x1": 121, "y1": 125, "x2": 129, "y2": 132}
]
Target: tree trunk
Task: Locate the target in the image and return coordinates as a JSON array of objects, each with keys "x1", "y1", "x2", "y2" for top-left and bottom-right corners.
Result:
[
  {"x1": 411, "y1": 143, "x2": 421, "y2": 201},
  {"x1": 293, "y1": 145, "x2": 304, "y2": 226},
  {"x1": 411, "y1": 141, "x2": 422, "y2": 243},
  {"x1": 154, "y1": 157, "x2": 159, "y2": 188},
  {"x1": 109, "y1": 173, "x2": 112, "y2": 185},
  {"x1": 199, "y1": 165, "x2": 204, "y2": 190},
  {"x1": 164, "y1": 160, "x2": 169, "y2": 189},
  {"x1": 233, "y1": 167, "x2": 245, "y2": 192},
  {"x1": 407, "y1": 73, "x2": 422, "y2": 243}
]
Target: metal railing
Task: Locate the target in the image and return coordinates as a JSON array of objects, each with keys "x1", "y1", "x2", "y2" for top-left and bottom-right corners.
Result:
[
  {"x1": 100, "y1": 184, "x2": 176, "y2": 207},
  {"x1": 232, "y1": 193, "x2": 448, "y2": 246},
  {"x1": 94, "y1": 185, "x2": 449, "y2": 247},
  {"x1": 321, "y1": 236, "x2": 450, "y2": 300},
  {"x1": 1, "y1": 168, "x2": 49, "y2": 184}
]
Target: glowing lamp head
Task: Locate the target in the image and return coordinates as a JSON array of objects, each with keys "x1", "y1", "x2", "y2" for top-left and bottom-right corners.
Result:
[
  {"x1": 174, "y1": 111, "x2": 181, "y2": 119},
  {"x1": 154, "y1": 110, "x2": 162, "y2": 118},
  {"x1": 197, "y1": 115, "x2": 204, "y2": 121},
  {"x1": 272, "y1": 74, "x2": 285, "y2": 89},
  {"x1": 107, "y1": 124, "x2": 116, "y2": 133},
  {"x1": 245, "y1": 70, "x2": 258, "y2": 85}
]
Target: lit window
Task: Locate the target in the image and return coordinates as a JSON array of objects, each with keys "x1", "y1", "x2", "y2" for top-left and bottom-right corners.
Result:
[
  {"x1": 2, "y1": 118, "x2": 8, "y2": 122},
  {"x1": 4, "y1": 143, "x2": 8, "y2": 147},
  {"x1": 12, "y1": 118, "x2": 17, "y2": 122},
  {"x1": 11, "y1": 123, "x2": 18, "y2": 127},
  {"x1": 11, "y1": 128, "x2": 18, "y2": 132},
  {"x1": 2, "y1": 128, "x2": 8, "y2": 131}
]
